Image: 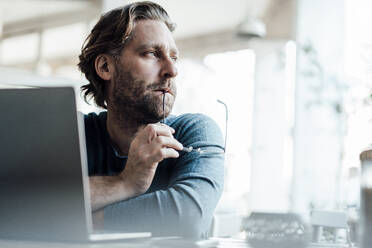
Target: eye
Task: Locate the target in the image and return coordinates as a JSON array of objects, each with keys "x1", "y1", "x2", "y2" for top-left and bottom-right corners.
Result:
[
  {"x1": 171, "y1": 56, "x2": 178, "y2": 62},
  {"x1": 145, "y1": 51, "x2": 159, "y2": 58}
]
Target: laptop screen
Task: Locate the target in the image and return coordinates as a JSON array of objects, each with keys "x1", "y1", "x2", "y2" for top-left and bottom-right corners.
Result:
[{"x1": 0, "y1": 87, "x2": 92, "y2": 241}]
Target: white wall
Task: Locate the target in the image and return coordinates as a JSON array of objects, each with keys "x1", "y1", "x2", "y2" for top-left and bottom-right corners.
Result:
[
  {"x1": 292, "y1": 0, "x2": 345, "y2": 213},
  {"x1": 248, "y1": 39, "x2": 295, "y2": 212}
]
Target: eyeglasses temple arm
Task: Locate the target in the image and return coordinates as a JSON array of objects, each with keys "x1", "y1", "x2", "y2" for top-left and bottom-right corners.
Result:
[{"x1": 217, "y1": 99, "x2": 228, "y2": 153}]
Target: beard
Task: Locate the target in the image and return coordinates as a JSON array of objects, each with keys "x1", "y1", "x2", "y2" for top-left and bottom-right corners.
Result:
[{"x1": 110, "y1": 66, "x2": 177, "y2": 125}]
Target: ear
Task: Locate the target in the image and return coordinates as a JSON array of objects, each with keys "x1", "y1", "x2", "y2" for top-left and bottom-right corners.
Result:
[{"x1": 95, "y1": 54, "x2": 115, "y2": 81}]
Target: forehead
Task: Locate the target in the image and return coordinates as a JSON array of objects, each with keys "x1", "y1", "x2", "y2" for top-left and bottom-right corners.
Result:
[{"x1": 127, "y1": 19, "x2": 178, "y2": 53}]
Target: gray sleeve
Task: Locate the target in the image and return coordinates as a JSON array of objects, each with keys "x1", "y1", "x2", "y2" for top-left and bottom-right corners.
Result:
[{"x1": 103, "y1": 114, "x2": 225, "y2": 238}]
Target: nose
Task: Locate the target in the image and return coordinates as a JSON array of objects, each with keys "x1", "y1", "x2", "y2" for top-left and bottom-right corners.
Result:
[{"x1": 160, "y1": 57, "x2": 178, "y2": 79}]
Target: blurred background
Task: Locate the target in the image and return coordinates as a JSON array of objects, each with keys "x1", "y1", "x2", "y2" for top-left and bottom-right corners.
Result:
[{"x1": 1, "y1": 0, "x2": 372, "y2": 236}]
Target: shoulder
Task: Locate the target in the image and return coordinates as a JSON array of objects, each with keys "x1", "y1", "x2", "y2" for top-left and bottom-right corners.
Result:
[
  {"x1": 166, "y1": 113, "x2": 224, "y2": 148},
  {"x1": 84, "y1": 111, "x2": 107, "y2": 127},
  {"x1": 166, "y1": 113, "x2": 217, "y2": 129},
  {"x1": 84, "y1": 111, "x2": 106, "y2": 122},
  {"x1": 84, "y1": 111, "x2": 107, "y2": 139}
]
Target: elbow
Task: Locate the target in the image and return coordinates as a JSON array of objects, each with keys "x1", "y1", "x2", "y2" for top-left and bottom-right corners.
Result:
[
  {"x1": 150, "y1": 212, "x2": 209, "y2": 238},
  {"x1": 178, "y1": 213, "x2": 212, "y2": 238},
  {"x1": 172, "y1": 193, "x2": 217, "y2": 238},
  {"x1": 171, "y1": 181, "x2": 223, "y2": 238},
  {"x1": 152, "y1": 194, "x2": 214, "y2": 238}
]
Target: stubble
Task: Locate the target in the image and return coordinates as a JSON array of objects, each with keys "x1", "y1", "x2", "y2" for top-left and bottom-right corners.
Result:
[{"x1": 110, "y1": 66, "x2": 177, "y2": 126}]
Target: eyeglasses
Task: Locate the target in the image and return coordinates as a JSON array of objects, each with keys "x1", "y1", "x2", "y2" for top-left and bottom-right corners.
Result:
[
  {"x1": 161, "y1": 93, "x2": 228, "y2": 156},
  {"x1": 181, "y1": 99, "x2": 228, "y2": 156}
]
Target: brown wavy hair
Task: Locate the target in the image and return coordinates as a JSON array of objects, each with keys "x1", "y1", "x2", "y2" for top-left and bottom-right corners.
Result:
[{"x1": 78, "y1": 1, "x2": 176, "y2": 109}]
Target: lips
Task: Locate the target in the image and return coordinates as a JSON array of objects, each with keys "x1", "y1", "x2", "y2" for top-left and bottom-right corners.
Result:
[{"x1": 154, "y1": 88, "x2": 173, "y2": 95}]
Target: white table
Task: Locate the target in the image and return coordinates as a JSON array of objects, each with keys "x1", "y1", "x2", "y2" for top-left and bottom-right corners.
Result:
[{"x1": 0, "y1": 238, "x2": 354, "y2": 248}]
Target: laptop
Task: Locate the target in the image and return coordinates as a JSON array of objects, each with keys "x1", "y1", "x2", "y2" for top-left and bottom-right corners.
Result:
[{"x1": 0, "y1": 87, "x2": 151, "y2": 242}]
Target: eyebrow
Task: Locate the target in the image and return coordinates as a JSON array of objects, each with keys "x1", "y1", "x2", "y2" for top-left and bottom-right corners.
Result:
[{"x1": 136, "y1": 43, "x2": 179, "y2": 56}]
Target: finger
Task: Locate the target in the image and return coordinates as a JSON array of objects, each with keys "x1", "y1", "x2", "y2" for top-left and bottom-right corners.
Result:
[
  {"x1": 143, "y1": 124, "x2": 158, "y2": 144},
  {"x1": 146, "y1": 123, "x2": 174, "y2": 138},
  {"x1": 155, "y1": 123, "x2": 176, "y2": 134},
  {"x1": 157, "y1": 148, "x2": 180, "y2": 160},
  {"x1": 154, "y1": 136, "x2": 183, "y2": 150},
  {"x1": 158, "y1": 123, "x2": 175, "y2": 134}
]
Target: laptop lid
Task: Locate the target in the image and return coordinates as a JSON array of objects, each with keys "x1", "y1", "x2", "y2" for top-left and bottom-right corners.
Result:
[{"x1": 0, "y1": 87, "x2": 93, "y2": 241}]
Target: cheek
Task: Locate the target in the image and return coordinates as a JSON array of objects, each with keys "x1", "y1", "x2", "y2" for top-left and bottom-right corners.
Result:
[{"x1": 128, "y1": 60, "x2": 160, "y2": 82}]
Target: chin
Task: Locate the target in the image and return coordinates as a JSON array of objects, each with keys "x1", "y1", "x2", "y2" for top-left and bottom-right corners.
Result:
[
  {"x1": 144, "y1": 109, "x2": 172, "y2": 124},
  {"x1": 142, "y1": 115, "x2": 162, "y2": 124}
]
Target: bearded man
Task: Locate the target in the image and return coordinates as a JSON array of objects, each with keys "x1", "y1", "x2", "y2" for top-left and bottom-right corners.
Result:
[{"x1": 78, "y1": 1, "x2": 224, "y2": 238}]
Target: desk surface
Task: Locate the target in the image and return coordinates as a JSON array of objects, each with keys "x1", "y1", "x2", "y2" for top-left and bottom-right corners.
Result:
[{"x1": 0, "y1": 238, "x2": 352, "y2": 248}]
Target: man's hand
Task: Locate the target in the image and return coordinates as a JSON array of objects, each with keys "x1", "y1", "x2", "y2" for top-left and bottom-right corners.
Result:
[
  {"x1": 120, "y1": 123, "x2": 183, "y2": 196},
  {"x1": 90, "y1": 123, "x2": 182, "y2": 211}
]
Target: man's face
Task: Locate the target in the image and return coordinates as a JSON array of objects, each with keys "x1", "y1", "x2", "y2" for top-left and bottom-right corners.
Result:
[{"x1": 109, "y1": 19, "x2": 178, "y2": 124}]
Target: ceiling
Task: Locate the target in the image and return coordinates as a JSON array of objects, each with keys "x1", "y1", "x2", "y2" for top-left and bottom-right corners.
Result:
[
  {"x1": 0, "y1": 0, "x2": 95, "y2": 23},
  {"x1": 0, "y1": 0, "x2": 289, "y2": 40}
]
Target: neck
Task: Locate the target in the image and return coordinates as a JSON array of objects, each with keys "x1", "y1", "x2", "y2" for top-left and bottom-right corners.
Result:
[{"x1": 106, "y1": 107, "x2": 145, "y2": 156}]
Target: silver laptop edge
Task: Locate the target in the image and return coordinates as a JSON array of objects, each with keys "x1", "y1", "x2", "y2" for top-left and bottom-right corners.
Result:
[{"x1": 76, "y1": 111, "x2": 93, "y2": 235}]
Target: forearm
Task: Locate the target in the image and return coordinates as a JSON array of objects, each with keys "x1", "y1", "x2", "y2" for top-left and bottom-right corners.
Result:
[
  {"x1": 103, "y1": 174, "x2": 223, "y2": 238},
  {"x1": 89, "y1": 176, "x2": 135, "y2": 211},
  {"x1": 102, "y1": 140, "x2": 225, "y2": 237}
]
